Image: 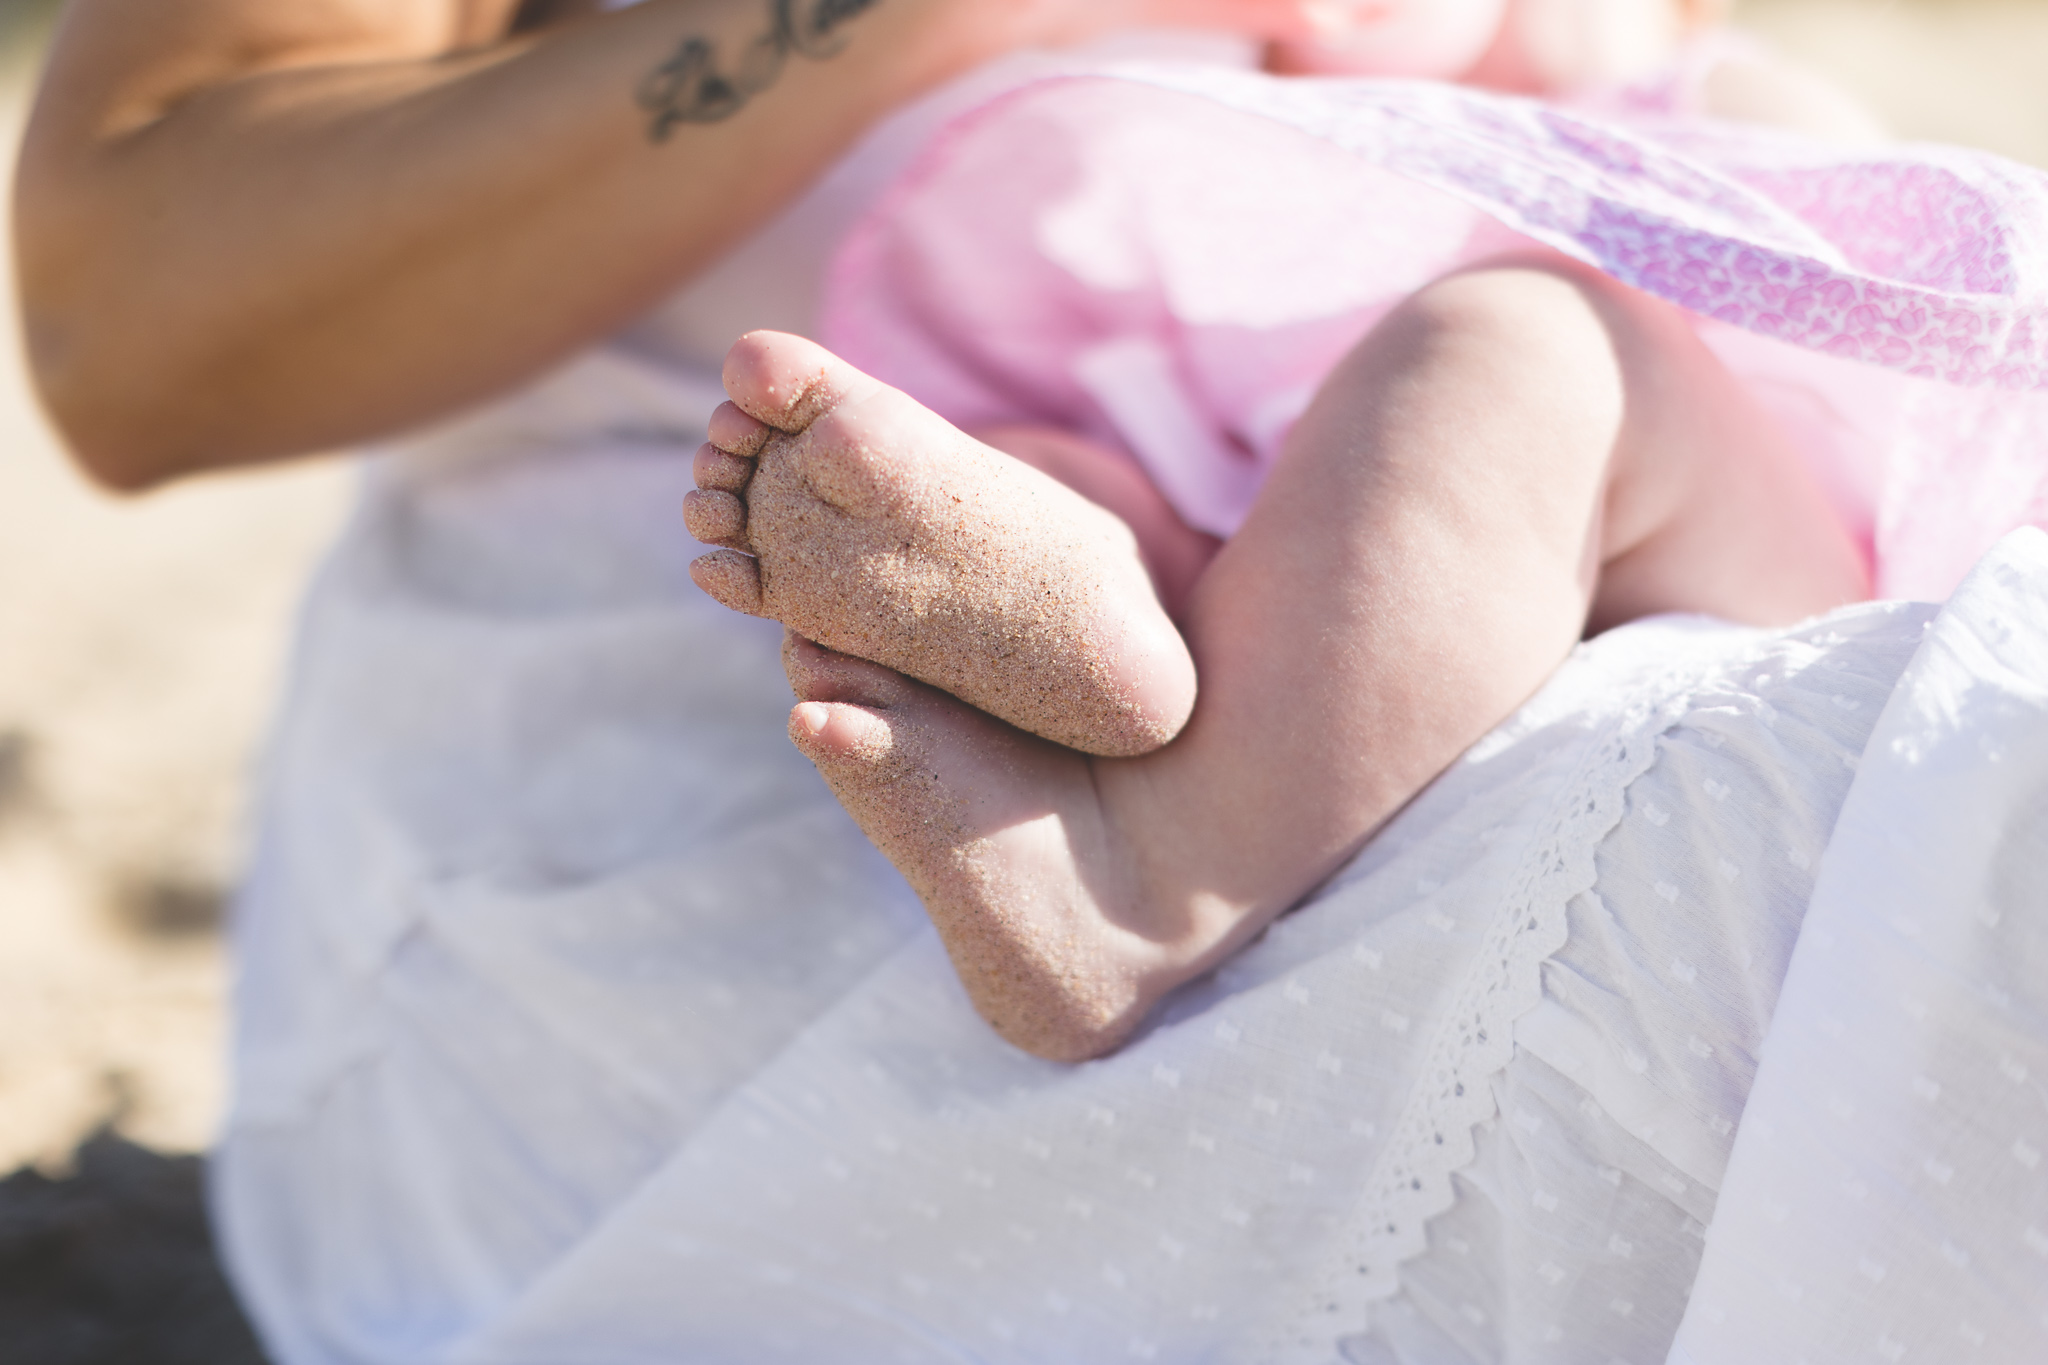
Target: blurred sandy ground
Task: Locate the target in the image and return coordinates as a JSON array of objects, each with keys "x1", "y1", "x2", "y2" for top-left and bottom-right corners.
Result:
[
  {"x1": 1739, "y1": 0, "x2": 2048, "y2": 162},
  {"x1": 1, "y1": 0, "x2": 2046, "y2": 1175},
  {"x1": 0, "y1": 9, "x2": 349, "y2": 1171}
]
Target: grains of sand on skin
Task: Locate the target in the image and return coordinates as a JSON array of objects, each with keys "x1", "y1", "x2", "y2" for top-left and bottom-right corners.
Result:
[{"x1": 743, "y1": 386, "x2": 1188, "y2": 756}]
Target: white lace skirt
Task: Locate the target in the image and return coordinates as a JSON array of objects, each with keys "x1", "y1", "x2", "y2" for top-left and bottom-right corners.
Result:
[{"x1": 211, "y1": 364, "x2": 2048, "y2": 1364}]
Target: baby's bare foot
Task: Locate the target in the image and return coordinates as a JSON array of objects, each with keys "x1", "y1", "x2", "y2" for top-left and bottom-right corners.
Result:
[
  {"x1": 685, "y1": 332, "x2": 1196, "y2": 757},
  {"x1": 779, "y1": 634, "x2": 1201, "y2": 1061}
]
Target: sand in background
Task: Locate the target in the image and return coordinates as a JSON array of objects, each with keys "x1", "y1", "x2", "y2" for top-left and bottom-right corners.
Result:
[
  {"x1": 0, "y1": 43, "x2": 347, "y2": 1171},
  {"x1": 0, "y1": 0, "x2": 2044, "y2": 1178},
  {"x1": 1737, "y1": 0, "x2": 2048, "y2": 166}
]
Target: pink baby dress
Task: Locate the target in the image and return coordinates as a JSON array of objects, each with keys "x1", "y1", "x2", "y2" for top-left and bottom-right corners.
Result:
[{"x1": 823, "y1": 66, "x2": 2048, "y2": 600}]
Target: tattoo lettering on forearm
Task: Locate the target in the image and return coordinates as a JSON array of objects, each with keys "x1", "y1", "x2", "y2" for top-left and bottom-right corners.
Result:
[{"x1": 638, "y1": 0, "x2": 882, "y2": 141}]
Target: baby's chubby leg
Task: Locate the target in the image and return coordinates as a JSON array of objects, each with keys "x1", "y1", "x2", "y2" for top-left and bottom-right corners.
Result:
[
  {"x1": 685, "y1": 333, "x2": 1196, "y2": 757},
  {"x1": 694, "y1": 264, "x2": 1866, "y2": 1062}
]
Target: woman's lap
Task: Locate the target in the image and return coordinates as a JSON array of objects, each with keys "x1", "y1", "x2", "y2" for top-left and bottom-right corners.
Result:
[{"x1": 217, "y1": 461, "x2": 1946, "y2": 1362}]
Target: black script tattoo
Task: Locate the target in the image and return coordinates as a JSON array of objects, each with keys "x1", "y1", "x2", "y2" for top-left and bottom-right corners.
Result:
[{"x1": 638, "y1": 0, "x2": 882, "y2": 142}]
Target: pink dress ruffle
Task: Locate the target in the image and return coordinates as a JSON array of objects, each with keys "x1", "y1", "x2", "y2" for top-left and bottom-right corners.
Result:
[{"x1": 821, "y1": 67, "x2": 2048, "y2": 600}]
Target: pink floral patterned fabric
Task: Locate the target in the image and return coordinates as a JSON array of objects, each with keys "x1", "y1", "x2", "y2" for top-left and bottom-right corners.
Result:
[{"x1": 822, "y1": 68, "x2": 2048, "y2": 600}]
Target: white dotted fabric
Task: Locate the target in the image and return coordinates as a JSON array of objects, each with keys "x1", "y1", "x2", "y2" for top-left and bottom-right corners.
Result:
[
  {"x1": 1296, "y1": 600, "x2": 1931, "y2": 1365},
  {"x1": 1669, "y1": 534, "x2": 2048, "y2": 1365},
  {"x1": 216, "y1": 354, "x2": 2048, "y2": 1361}
]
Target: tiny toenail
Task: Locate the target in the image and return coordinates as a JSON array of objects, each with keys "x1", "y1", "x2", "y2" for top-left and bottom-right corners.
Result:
[{"x1": 794, "y1": 703, "x2": 830, "y2": 736}]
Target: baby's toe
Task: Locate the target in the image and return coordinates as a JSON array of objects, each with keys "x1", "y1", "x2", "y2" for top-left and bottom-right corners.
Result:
[
  {"x1": 789, "y1": 701, "x2": 895, "y2": 764},
  {"x1": 693, "y1": 441, "x2": 755, "y2": 493},
  {"x1": 689, "y1": 549, "x2": 764, "y2": 616},
  {"x1": 684, "y1": 488, "x2": 748, "y2": 546},
  {"x1": 707, "y1": 401, "x2": 772, "y2": 457},
  {"x1": 781, "y1": 631, "x2": 916, "y2": 708},
  {"x1": 722, "y1": 330, "x2": 877, "y2": 433}
]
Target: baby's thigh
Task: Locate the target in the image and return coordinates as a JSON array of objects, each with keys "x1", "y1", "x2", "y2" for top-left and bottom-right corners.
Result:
[
  {"x1": 1196, "y1": 262, "x2": 1647, "y2": 800},
  {"x1": 1296, "y1": 256, "x2": 1866, "y2": 632},
  {"x1": 1268, "y1": 258, "x2": 1644, "y2": 619}
]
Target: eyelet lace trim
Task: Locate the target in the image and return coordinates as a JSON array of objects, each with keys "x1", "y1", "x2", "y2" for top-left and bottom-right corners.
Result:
[{"x1": 1243, "y1": 677, "x2": 1702, "y2": 1364}]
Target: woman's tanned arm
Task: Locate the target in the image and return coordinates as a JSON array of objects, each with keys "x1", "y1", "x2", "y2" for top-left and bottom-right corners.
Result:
[
  {"x1": 18, "y1": 0, "x2": 1311, "y2": 490},
  {"x1": 15, "y1": 0, "x2": 1011, "y2": 487}
]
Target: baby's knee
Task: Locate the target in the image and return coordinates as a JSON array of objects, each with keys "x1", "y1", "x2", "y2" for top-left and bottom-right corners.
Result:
[
  {"x1": 1396, "y1": 259, "x2": 1621, "y2": 370},
  {"x1": 1369, "y1": 261, "x2": 1637, "y2": 443}
]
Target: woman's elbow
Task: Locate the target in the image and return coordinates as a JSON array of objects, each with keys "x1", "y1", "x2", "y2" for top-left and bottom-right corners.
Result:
[
  {"x1": 16, "y1": 241, "x2": 177, "y2": 490},
  {"x1": 14, "y1": 191, "x2": 229, "y2": 490},
  {"x1": 19, "y1": 317, "x2": 188, "y2": 494},
  {"x1": 62, "y1": 434, "x2": 186, "y2": 497}
]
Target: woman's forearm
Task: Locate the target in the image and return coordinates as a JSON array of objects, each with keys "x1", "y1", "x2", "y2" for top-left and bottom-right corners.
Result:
[{"x1": 13, "y1": 0, "x2": 1003, "y2": 488}]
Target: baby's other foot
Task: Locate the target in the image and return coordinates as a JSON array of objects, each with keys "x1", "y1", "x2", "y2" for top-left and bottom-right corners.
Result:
[
  {"x1": 781, "y1": 633, "x2": 1167, "y2": 1061},
  {"x1": 684, "y1": 331, "x2": 1195, "y2": 757}
]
